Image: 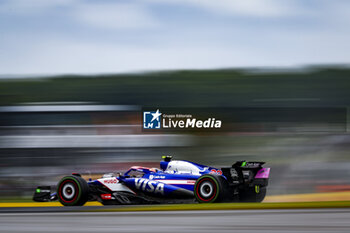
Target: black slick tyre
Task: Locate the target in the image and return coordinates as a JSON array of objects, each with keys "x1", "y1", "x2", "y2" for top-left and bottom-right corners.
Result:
[
  {"x1": 57, "y1": 175, "x2": 89, "y2": 206},
  {"x1": 194, "y1": 174, "x2": 227, "y2": 203}
]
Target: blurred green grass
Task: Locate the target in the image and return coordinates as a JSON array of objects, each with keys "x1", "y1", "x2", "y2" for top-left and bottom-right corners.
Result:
[{"x1": 0, "y1": 197, "x2": 33, "y2": 203}]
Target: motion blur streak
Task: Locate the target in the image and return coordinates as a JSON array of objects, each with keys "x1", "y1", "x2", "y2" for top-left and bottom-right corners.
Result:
[{"x1": 0, "y1": 67, "x2": 350, "y2": 200}]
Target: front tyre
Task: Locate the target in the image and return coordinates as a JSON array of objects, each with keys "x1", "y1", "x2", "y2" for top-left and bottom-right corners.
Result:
[
  {"x1": 57, "y1": 175, "x2": 88, "y2": 206},
  {"x1": 194, "y1": 174, "x2": 227, "y2": 203}
]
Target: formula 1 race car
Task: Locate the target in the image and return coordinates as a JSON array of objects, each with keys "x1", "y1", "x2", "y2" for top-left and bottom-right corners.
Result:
[{"x1": 33, "y1": 156, "x2": 270, "y2": 206}]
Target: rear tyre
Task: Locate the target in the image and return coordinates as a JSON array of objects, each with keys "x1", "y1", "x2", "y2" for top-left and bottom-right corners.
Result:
[
  {"x1": 194, "y1": 174, "x2": 227, "y2": 203},
  {"x1": 239, "y1": 186, "x2": 266, "y2": 202},
  {"x1": 57, "y1": 175, "x2": 89, "y2": 206}
]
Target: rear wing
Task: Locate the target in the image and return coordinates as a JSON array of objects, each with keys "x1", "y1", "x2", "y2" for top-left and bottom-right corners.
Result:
[{"x1": 221, "y1": 161, "x2": 269, "y2": 186}]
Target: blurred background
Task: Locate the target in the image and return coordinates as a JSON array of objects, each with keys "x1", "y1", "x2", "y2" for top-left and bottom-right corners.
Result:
[
  {"x1": 1, "y1": 68, "x2": 350, "y2": 200},
  {"x1": 1, "y1": 0, "x2": 350, "y2": 201}
]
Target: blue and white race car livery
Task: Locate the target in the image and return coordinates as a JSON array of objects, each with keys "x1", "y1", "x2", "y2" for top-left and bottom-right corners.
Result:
[{"x1": 33, "y1": 156, "x2": 270, "y2": 206}]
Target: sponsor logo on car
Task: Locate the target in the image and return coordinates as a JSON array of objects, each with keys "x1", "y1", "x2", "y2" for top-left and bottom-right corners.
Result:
[
  {"x1": 103, "y1": 178, "x2": 118, "y2": 184},
  {"x1": 101, "y1": 194, "x2": 112, "y2": 200},
  {"x1": 135, "y1": 178, "x2": 164, "y2": 195}
]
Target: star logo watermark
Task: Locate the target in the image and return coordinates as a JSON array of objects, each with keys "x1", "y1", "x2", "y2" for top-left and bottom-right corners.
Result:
[{"x1": 143, "y1": 109, "x2": 162, "y2": 129}]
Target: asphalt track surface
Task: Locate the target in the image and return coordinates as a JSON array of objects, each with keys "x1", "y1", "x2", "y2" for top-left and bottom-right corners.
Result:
[{"x1": 1, "y1": 208, "x2": 350, "y2": 233}]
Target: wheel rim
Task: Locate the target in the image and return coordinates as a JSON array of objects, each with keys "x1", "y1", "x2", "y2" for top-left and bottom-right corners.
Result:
[
  {"x1": 200, "y1": 181, "x2": 214, "y2": 198},
  {"x1": 62, "y1": 183, "x2": 75, "y2": 199},
  {"x1": 196, "y1": 177, "x2": 218, "y2": 202},
  {"x1": 58, "y1": 179, "x2": 79, "y2": 203}
]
